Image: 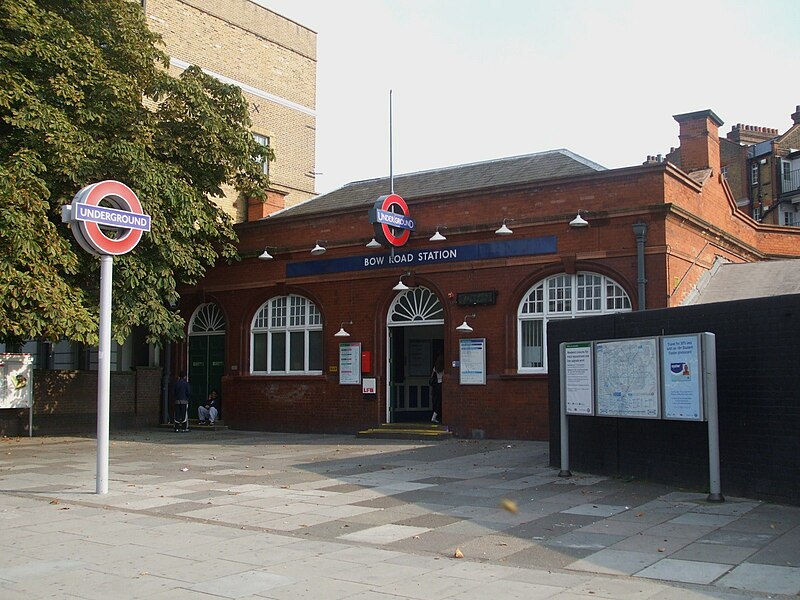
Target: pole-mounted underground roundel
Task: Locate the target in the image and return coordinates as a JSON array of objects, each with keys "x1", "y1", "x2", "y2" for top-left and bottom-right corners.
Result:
[
  {"x1": 63, "y1": 180, "x2": 151, "y2": 256},
  {"x1": 368, "y1": 193, "x2": 415, "y2": 248}
]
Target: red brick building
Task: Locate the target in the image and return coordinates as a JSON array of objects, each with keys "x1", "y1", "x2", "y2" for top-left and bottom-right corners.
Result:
[{"x1": 175, "y1": 109, "x2": 800, "y2": 440}]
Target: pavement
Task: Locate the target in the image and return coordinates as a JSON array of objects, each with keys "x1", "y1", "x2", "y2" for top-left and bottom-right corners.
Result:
[{"x1": 0, "y1": 430, "x2": 798, "y2": 600}]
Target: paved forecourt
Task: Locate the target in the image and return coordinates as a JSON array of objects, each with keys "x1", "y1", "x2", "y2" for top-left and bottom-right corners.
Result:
[{"x1": 0, "y1": 430, "x2": 799, "y2": 599}]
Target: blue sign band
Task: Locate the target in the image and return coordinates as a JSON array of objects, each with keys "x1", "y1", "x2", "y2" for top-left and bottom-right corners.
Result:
[
  {"x1": 75, "y1": 203, "x2": 151, "y2": 231},
  {"x1": 287, "y1": 236, "x2": 557, "y2": 278}
]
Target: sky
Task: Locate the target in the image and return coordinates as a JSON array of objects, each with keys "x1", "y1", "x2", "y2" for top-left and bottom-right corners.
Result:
[{"x1": 257, "y1": 0, "x2": 799, "y2": 196}]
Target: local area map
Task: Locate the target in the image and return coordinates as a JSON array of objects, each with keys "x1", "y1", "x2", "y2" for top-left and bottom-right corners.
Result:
[{"x1": 595, "y1": 338, "x2": 659, "y2": 418}]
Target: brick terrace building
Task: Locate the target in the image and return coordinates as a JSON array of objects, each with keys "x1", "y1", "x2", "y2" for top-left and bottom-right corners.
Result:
[
  {"x1": 174, "y1": 109, "x2": 800, "y2": 440},
  {"x1": 668, "y1": 103, "x2": 800, "y2": 227},
  {"x1": 145, "y1": 0, "x2": 318, "y2": 222}
]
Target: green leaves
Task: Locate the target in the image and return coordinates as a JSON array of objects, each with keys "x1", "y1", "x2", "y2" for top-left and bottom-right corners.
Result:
[{"x1": 0, "y1": 0, "x2": 269, "y2": 346}]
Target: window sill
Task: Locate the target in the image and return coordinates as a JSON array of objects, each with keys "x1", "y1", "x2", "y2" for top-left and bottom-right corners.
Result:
[{"x1": 499, "y1": 372, "x2": 549, "y2": 380}]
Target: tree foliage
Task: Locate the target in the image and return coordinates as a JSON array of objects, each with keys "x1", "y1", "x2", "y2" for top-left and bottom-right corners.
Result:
[{"x1": 0, "y1": 0, "x2": 270, "y2": 346}]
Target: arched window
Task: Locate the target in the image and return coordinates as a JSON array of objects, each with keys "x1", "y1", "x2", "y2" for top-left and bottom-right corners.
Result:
[
  {"x1": 517, "y1": 272, "x2": 631, "y2": 373},
  {"x1": 251, "y1": 295, "x2": 322, "y2": 374}
]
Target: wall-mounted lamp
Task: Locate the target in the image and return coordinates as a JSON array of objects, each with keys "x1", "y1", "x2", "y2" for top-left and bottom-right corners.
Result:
[
  {"x1": 429, "y1": 226, "x2": 447, "y2": 242},
  {"x1": 311, "y1": 240, "x2": 327, "y2": 255},
  {"x1": 456, "y1": 313, "x2": 476, "y2": 332},
  {"x1": 366, "y1": 238, "x2": 382, "y2": 249},
  {"x1": 258, "y1": 247, "x2": 274, "y2": 261},
  {"x1": 393, "y1": 271, "x2": 412, "y2": 292},
  {"x1": 569, "y1": 211, "x2": 589, "y2": 228},
  {"x1": 334, "y1": 320, "x2": 353, "y2": 337},
  {"x1": 495, "y1": 219, "x2": 513, "y2": 235}
]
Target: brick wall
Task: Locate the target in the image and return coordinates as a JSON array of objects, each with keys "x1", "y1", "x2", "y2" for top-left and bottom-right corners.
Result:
[
  {"x1": 145, "y1": 0, "x2": 317, "y2": 221},
  {"x1": 547, "y1": 295, "x2": 800, "y2": 506},
  {"x1": 0, "y1": 368, "x2": 163, "y2": 436}
]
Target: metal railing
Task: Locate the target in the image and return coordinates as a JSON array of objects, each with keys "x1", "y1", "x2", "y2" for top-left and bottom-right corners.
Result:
[{"x1": 780, "y1": 168, "x2": 800, "y2": 195}]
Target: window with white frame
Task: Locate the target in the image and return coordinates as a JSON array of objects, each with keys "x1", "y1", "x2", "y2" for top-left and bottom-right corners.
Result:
[
  {"x1": 753, "y1": 206, "x2": 762, "y2": 222},
  {"x1": 253, "y1": 133, "x2": 270, "y2": 177},
  {"x1": 517, "y1": 272, "x2": 631, "y2": 373},
  {"x1": 750, "y1": 162, "x2": 759, "y2": 185},
  {"x1": 251, "y1": 295, "x2": 322, "y2": 374}
]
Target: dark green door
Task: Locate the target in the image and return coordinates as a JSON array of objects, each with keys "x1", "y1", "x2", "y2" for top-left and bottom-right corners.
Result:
[{"x1": 188, "y1": 334, "x2": 225, "y2": 419}]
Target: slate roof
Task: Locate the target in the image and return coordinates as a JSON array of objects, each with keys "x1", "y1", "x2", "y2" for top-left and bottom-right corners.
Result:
[
  {"x1": 684, "y1": 259, "x2": 800, "y2": 304},
  {"x1": 269, "y1": 149, "x2": 606, "y2": 220}
]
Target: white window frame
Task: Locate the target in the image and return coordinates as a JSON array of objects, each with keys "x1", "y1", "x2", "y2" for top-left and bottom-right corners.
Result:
[
  {"x1": 253, "y1": 132, "x2": 270, "y2": 177},
  {"x1": 250, "y1": 294, "x2": 322, "y2": 375},
  {"x1": 753, "y1": 206, "x2": 762, "y2": 222},
  {"x1": 517, "y1": 272, "x2": 631, "y2": 374},
  {"x1": 751, "y1": 162, "x2": 759, "y2": 185}
]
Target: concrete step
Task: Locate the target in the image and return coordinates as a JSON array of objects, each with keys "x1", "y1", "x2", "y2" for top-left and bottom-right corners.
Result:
[
  {"x1": 160, "y1": 420, "x2": 229, "y2": 432},
  {"x1": 357, "y1": 423, "x2": 453, "y2": 440}
]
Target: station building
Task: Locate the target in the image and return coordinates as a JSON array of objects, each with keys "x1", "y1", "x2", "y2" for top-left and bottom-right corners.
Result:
[{"x1": 175, "y1": 109, "x2": 800, "y2": 440}]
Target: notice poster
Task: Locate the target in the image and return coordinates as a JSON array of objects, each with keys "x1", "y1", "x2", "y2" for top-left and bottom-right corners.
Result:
[
  {"x1": 0, "y1": 354, "x2": 34, "y2": 409},
  {"x1": 459, "y1": 338, "x2": 486, "y2": 385},
  {"x1": 565, "y1": 343, "x2": 594, "y2": 415},
  {"x1": 662, "y1": 335, "x2": 703, "y2": 421},
  {"x1": 339, "y1": 342, "x2": 361, "y2": 385},
  {"x1": 595, "y1": 338, "x2": 660, "y2": 418}
]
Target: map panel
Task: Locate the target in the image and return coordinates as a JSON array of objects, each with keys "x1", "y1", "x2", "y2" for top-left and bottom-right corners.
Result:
[{"x1": 595, "y1": 338, "x2": 660, "y2": 418}]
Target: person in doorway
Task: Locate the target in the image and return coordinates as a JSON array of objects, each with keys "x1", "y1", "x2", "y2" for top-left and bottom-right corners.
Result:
[
  {"x1": 198, "y1": 390, "x2": 220, "y2": 425},
  {"x1": 173, "y1": 371, "x2": 191, "y2": 432},
  {"x1": 430, "y1": 355, "x2": 444, "y2": 423}
]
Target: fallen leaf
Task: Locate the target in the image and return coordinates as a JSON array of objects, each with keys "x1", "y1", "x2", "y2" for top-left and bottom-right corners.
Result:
[
  {"x1": 499, "y1": 498, "x2": 518, "y2": 513},
  {"x1": 49, "y1": 499, "x2": 59, "y2": 505},
  {"x1": 636, "y1": 512, "x2": 645, "y2": 517},
  {"x1": 657, "y1": 547, "x2": 666, "y2": 552},
  {"x1": 454, "y1": 548, "x2": 464, "y2": 558}
]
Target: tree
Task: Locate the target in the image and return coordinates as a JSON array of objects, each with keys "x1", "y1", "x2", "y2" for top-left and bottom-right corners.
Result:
[{"x1": 0, "y1": 0, "x2": 270, "y2": 346}]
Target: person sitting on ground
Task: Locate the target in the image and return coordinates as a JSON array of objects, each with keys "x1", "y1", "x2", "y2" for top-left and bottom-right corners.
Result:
[{"x1": 198, "y1": 390, "x2": 220, "y2": 425}]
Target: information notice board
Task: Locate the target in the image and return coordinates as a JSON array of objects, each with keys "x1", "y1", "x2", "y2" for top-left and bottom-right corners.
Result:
[
  {"x1": 338, "y1": 342, "x2": 361, "y2": 385},
  {"x1": 459, "y1": 338, "x2": 486, "y2": 385},
  {"x1": 564, "y1": 343, "x2": 593, "y2": 415},
  {"x1": 661, "y1": 335, "x2": 703, "y2": 421},
  {"x1": 595, "y1": 337, "x2": 660, "y2": 418}
]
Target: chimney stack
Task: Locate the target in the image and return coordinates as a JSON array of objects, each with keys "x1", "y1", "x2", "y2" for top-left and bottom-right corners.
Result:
[
  {"x1": 673, "y1": 109, "x2": 724, "y2": 175},
  {"x1": 792, "y1": 105, "x2": 800, "y2": 125}
]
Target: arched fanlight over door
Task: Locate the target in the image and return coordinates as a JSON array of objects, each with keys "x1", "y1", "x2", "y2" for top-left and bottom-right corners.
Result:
[
  {"x1": 189, "y1": 303, "x2": 226, "y2": 335},
  {"x1": 388, "y1": 287, "x2": 444, "y2": 325}
]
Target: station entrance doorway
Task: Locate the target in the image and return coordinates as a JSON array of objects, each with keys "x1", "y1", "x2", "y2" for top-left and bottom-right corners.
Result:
[{"x1": 386, "y1": 287, "x2": 444, "y2": 423}]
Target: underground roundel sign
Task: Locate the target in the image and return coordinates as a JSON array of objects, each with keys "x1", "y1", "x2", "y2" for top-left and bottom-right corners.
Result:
[
  {"x1": 63, "y1": 180, "x2": 151, "y2": 256},
  {"x1": 368, "y1": 193, "x2": 415, "y2": 248}
]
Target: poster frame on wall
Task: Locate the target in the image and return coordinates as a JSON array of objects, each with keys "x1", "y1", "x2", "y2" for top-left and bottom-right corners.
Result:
[
  {"x1": 338, "y1": 342, "x2": 362, "y2": 385},
  {"x1": 459, "y1": 338, "x2": 486, "y2": 385}
]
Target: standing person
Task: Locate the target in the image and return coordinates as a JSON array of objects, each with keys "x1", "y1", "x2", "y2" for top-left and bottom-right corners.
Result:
[
  {"x1": 198, "y1": 389, "x2": 220, "y2": 425},
  {"x1": 430, "y1": 355, "x2": 444, "y2": 423},
  {"x1": 173, "y1": 371, "x2": 191, "y2": 432}
]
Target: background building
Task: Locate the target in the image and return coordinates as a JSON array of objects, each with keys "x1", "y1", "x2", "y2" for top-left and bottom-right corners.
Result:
[
  {"x1": 144, "y1": 0, "x2": 318, "y2": 221},
  {"x1": 668, "y1": 103, "x2": 800, "y2": 227}
]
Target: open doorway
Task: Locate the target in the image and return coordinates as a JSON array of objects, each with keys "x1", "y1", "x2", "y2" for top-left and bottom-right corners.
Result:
[{"x1": 386, "y1": 287, "x2": 444, "y2": 423}]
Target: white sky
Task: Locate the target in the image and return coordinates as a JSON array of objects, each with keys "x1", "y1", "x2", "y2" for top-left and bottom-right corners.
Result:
[{"x1": 257, "y1": 0, "x2": 799, "y2": 196}]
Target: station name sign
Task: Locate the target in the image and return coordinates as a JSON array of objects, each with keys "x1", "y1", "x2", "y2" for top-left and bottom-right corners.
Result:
[{"x1": 287, "y1": 236, "x2": 557, "y2": 278}]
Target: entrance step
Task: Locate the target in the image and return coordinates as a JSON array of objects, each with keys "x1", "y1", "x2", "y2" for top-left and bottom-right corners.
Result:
[
  {"x1": 357, "y1": 422, "x2": 453, "y2": 440},
  {"x1": 159, "y1": 419, "x2": 229, "y2": 432}
]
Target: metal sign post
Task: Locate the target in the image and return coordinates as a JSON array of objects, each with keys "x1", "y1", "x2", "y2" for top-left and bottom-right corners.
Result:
[{"x1": 63, "y1": 181, "x2": 150, "y2": 494}]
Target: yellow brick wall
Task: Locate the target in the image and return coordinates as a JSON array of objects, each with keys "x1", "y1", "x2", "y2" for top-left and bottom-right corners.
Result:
[{"x1": 145, "y1": 0, "x2": 317, "y2": 222}]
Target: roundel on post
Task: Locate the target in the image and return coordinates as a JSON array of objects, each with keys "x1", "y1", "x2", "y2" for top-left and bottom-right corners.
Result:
[
  {"x1": 68, "y1": 180, "x2": 151, "y2": 256},
  {"x1": 368, "y1": 193, "x2": 415, "y2": 248}
]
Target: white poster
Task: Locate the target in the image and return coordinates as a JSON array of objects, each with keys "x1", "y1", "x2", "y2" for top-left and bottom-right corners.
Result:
[
  {"x1": 0, "y1": 354, "x2": 34, "y2": 409},
  {"x1": 338, "y1": 343, "x2": 361, "y2": 385},
  {"x1": 662, "y1": 335, "x2": 703, "y2": 421},
  {"x1": 459, "y1": 338, "x2": 486, "y2": 385},
  {"x1": 565, "y1": 343, "x2": 594, "y2": 415}
]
